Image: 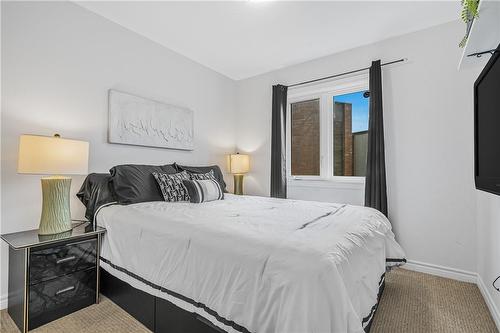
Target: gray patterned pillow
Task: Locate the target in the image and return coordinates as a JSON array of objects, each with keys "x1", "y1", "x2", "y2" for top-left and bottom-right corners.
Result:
[
  {"x1": 189, "y1": 169, "x2": 216, "y2": 181},
  {"x1": 152, "y1": 171, "x2": 190, "y2": 202}
]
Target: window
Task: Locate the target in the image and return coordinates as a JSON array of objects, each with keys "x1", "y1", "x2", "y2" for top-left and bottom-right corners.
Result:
[
  {"x1": 333, "y1": 91, "x2": 369, "y2": 177},
  {"x1": 287, "y1": 76, "x2": 369, "y2": 182},
  {"x1": 290, "y1": 99, "x2": 320, "y2": 176}
]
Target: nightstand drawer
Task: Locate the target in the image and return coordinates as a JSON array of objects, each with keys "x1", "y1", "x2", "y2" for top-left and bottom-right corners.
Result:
[
  {"x1": 30, "y1": 238, "x2": 97, "y2": 284},
  {"x1": 29, "y1": 268, "x2": 96, "y2": 330}
]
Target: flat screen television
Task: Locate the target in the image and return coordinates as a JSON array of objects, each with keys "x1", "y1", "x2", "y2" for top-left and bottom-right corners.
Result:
[{"x1": 474, "y1": 43, "x2": 500, "y2": 196}]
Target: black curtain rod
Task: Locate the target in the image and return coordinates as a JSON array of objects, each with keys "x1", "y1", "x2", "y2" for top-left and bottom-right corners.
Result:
[
  {"x1": 288, "y1": 58, "x2": 407, "y2": 88},
  {"x1": 467, "y1": 49, "x2": 498, "y2": 58}
]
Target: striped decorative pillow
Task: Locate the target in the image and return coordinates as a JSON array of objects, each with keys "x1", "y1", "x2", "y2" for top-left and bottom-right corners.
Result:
[{"x1": 182, "y1": 179, "x2": 224, "y2": 203}]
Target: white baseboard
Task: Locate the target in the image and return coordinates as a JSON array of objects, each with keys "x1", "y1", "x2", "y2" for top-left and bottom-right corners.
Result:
[
  {"x1": 0, "y1": 293, "x2": 7, "y2": 310},
  {"x1": 404, "y1": 259, "x2": 477, "y2": 283},
  {"x1": 477, "y1": 274, "x2": 500, "y2": 331}
]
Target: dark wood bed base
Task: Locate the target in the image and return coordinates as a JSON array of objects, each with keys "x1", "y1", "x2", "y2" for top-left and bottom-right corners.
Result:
[
  {"x1": 101, "y1": 269, "x2": 224, "y2": 333},
  {"x1": 100, "y1": 268, "x2": 384, "y2": 333}
]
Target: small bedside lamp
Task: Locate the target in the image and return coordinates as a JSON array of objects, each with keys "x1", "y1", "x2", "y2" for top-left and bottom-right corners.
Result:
[
  {"x1": 18, "y1": 134, "x2": 89, "y2": 235},
  {"x1": 230, "y1": 153, "x2": 250, "y2": 195}
]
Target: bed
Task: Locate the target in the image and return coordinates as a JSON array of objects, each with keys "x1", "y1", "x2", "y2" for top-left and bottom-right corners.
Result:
[
  {"x1": 76, "y1": 165, "x2": 405, "y2": 333},
  {"x1": 93, "y1": 193, "x2": 405, "y2": 333}
]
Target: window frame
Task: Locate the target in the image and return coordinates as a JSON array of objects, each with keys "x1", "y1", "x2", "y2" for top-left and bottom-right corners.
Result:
[{"x1": 286, "y1": 74, "x2": 369, "y2": 185}]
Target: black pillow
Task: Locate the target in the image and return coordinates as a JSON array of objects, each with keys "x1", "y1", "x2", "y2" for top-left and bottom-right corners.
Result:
[
  {"x1": 175, "y1": 164, "x2": 227, "y2": 192},
  {"x1": 109, "y1": 164, "x2": 177, "y2": 204},
  {"x1": 77, "y1": 173, "x2": 116, "y2": 221}
]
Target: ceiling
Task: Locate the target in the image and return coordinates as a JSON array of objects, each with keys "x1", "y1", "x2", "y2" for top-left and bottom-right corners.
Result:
[{"x1": 77, "y1": 1, "x2": 460, "y2": 80}]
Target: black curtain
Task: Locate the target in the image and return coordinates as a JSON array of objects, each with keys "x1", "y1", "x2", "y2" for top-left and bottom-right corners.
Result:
[
  {"x1": 271, "y1": 84, "x2": 288, "y2": 198},
  {"x1": 365, "y1": 60, "x2": 388, "y2": 216}
]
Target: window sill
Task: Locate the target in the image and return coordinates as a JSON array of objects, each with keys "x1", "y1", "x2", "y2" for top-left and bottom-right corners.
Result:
[{"x1": 287, "y1": 177, "x2": 365, "y2": 190}]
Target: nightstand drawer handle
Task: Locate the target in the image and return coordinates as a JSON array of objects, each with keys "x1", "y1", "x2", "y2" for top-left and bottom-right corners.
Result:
[
  {"x1": 56, "y1": 256, "x2": 76, "y2": 264},
  {"x1": 55, "y1": 285, "x2": 75, "y2": 295}
]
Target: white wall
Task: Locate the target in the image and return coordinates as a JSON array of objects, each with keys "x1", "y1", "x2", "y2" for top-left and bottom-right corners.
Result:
[
  {"x1": 1, "y1": 1, "x2": 236, "y2": 307},
  {"x1": 477, "y1": 191, "x2": 500, "y2": 325},
  {"x1": 235, "y1": 21, "x2": 483, "y2": 274},
  {"x1": 287, "y1": 181, "x2": 365, "y2": 205}
]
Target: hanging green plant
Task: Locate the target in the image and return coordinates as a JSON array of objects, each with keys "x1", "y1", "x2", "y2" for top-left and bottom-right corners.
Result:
[{"x1": 459, "y1": 0, "x2": 480, "y2": 48}]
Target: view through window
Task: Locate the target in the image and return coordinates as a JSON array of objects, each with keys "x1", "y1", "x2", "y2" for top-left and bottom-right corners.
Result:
[
  {"x1": 289, "y1": 86, "x2": 369, "y2": 179},
  {"x1": 290, "y1": 99, "x2": 320, "y2": 176},
  {"x1": 333, "y1": 91, "x2": 369, "y2": 177}
]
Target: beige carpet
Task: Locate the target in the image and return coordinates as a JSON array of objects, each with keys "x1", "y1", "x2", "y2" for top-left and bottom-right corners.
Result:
[
  {"x1": 1, "y1": 269, "x2": 497, "y2": 333},
  {"x1": 371, "y1": 269, "x2": 497, "y2": 333}
]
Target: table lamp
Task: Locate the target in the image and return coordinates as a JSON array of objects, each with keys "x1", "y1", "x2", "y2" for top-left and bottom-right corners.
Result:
[
  {"x1": 17, "y1": 134, "x2": 89, "y2": 235},
  {"x1": 229, "y1": 153, "x2": 250, "y2": 195}
]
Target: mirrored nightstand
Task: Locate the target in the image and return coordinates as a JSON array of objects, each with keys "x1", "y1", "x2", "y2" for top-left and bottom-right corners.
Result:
[{"x1": 1, "y1": 222, "x2": 106, "y2": 333}]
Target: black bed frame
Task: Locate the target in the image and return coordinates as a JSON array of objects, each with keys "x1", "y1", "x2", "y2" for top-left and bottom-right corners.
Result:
[{"x1": 100, "y1": 268, "x2": 383, "y2": 333}]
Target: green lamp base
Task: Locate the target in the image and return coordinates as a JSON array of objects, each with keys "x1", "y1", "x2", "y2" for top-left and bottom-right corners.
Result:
[
  {"x1": 39, "y1": 177, "x2": 72, "y2": 235},
  {"x1": 233, "y1": 174, "x2": 244, "y2": 195}
]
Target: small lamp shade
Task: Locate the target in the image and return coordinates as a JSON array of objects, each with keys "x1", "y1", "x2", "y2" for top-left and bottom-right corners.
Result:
[
  {"x1": 18, "y1": 134, "x2": 89, "y2": 175},
  {"x1": 230, "y1": 154, "x2": 250, "y2": 174}
]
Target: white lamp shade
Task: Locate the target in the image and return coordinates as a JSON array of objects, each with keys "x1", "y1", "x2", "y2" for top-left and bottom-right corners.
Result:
[
  {"x1": 18, "y1": 135, "x2": 89, "y2": 175},
  {"x1": 230, "y1": 154, "x2": 250, "y2": 174}
]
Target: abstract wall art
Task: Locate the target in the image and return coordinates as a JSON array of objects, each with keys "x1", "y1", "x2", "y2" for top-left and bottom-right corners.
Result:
[{"x1": 108, "y1": 90, "x2": 194, "y2": 150}]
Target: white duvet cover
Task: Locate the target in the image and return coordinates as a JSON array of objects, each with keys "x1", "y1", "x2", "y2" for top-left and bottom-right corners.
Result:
[{"x1": 96, "y1": 194, "x2": 405, "y2": 333}]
